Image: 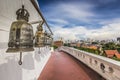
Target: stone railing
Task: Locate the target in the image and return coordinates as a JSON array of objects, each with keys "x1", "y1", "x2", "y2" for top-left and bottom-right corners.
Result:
[{"x1": 59, "y1": 46, "x2": 120, "y2": 80}]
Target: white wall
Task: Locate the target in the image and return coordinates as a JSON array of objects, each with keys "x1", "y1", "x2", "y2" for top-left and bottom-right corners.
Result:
[{"x1": 0, "y1": 47, "x2": 51, "y2": 80}]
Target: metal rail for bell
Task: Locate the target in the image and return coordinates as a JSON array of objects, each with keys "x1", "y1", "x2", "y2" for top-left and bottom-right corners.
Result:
[{"x1": 6, "y1": 5, "x2": 34, "y2": 65}]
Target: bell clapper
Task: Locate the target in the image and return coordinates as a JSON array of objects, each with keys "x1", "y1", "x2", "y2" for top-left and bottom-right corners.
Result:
[
  {"x1": 38, "y1": 47, "x2": 41, "y2": 54},
  {"x1": 18, "y1": 51, "x2": 22, "y2": 65}
]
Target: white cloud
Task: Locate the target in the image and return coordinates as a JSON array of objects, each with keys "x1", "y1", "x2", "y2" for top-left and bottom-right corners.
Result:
[
  {"x1": 59, "y1": 3, "x2": 94, "y2": 22},
  {"x1": 48, "y1": 18, "x2": 68, "y2": 25},
  {"x1": 44, "y1": 2, "x2": 120, "y2": 41},
  {"x1": 46, "y1": 2, "x2": 94, "y2": 22},
  {"x1": 100, "y1": 18, "x2": 120, "y2": 25},
  {"x1": 98, "y1": 0, "x2": 117, "y2": 4},
  {"x1": 51, "y1": 23, "x2": 120, "y2": 41}
]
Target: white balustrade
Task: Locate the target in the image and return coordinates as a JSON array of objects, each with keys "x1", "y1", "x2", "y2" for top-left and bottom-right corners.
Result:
[{"x1": 59, "y1": 46, "x2": 120, "y2": 80}]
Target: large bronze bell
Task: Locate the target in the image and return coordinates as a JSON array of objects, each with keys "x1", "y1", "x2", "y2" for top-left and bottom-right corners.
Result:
[
  {"x1": 35, "y1": 22, "x2": 45, "y2": 47},
  {"x1": 6, "y1": 5, "x2": 34, "y2": 65},
  {"x1": 6, "y1": 5, "x2": 34, "y2": 52}
]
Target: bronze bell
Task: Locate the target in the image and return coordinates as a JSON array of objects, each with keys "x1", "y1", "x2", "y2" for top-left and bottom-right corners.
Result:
[
  {"x1": 49, "y1": 35, "x2": 53, "y2": 46},
  {"x1": 44, "y1": 32, "x2": 53, "y2": 46},
  {"x1": 46, "y1": 34, "x2": 51, "y2": 45},
  {"x1": 6, "y1": 5, "x2": 34, "y2": 65},
  {"x1": 35, "y1": 22, "x2": 45, "y2": 47},
  {"x1": 6, "y1": 5, "x2": 34, "y2": 52},
  {"x1": 44, "y1": 31, "x2": 48, "y2": 46}
]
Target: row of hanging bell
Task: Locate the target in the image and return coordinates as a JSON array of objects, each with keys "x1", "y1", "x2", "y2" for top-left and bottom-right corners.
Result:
[
  {"x1": 6, "y1": 5, "x2": 34, "y2": 65},
  {"x1": 35, "y1": 22, "x2": 53, "y2": 47},
  {"x1": 6, "y1": 5, "x2": 53, "y2": 65},
  {"x1": 35, "y1": 23, "x2": 53, "y2": 54}
]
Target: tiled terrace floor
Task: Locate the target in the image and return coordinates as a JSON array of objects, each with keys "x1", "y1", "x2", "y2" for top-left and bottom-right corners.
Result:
[{"x1": 38, "y1": 51, "x2": 105, "y2": 80}]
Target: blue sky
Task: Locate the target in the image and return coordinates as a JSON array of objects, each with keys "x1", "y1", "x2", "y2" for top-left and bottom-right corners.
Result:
[{"x1": 37, "y1": 0, "x2": 120, "y2": 40}]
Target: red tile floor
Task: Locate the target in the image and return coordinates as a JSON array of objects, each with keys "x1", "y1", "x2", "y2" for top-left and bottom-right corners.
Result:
[{"x1": 38, "y1": 51, "x2": 105, "y2": 80}]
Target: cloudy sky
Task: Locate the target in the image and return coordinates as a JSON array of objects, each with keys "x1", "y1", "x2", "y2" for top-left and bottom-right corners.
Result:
[{"x1": 38, "y1": 0, "x2": 120, "y2": 41}]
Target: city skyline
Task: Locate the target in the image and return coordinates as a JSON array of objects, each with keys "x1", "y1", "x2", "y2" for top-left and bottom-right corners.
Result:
[{"x1": 38, "y1": 0, "x2": 120, "y2": 40}]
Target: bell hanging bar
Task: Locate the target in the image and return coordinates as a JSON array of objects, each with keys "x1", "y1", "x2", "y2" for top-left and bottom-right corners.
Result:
[
  {"x1": 29, "y1": 20, "x2": 43, "y2": 25},
  {"x1": 30, "y1": 0, "x2": 53, "y2": 35},
  {"x1": 38, "y1": 47, "x2": 41, "y2": 54}
]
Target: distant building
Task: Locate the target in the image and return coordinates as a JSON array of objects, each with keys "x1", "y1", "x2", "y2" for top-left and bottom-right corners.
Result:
[
  {"x1": 88, "y1": 45, "x2": 98, "y2": 50},
  {"x1": 105, "y1": 50, "x2": 120, "y2": 59},
  {"x1": 76, "y1": 43, "x2": 81, "y2": 47},
  {"x1": 54, "y1": 41, "x2": 63, "y2": 47},
  {"x1": 105, "y1": 50, "x2": 117, "y2": 58},
  {"x1": 117, "y1": 37, "x2": 120, "y2": 42},
  {"x1": 80, "y1": 43, "x2": 98, "y2": 50},
  {"x1": 117, "y1": 37, "x2": 120, "y2": 44},
  {"x1": 115, "y1": 53, "x2": 120, "y2": 59},
  {"x1": 70, "y1": 43, "x2": 77, "y2": 47}
]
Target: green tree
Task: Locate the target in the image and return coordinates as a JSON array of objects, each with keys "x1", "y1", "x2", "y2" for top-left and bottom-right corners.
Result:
[
  {"x1": 102, "y1": 42, "x2": 116, "y2": 50},
  {"x1": 53, "y1": 45, "x2": 58, "y2": 49}
]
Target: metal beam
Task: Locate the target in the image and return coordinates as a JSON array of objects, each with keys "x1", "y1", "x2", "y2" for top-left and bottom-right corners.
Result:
[
  {"x1": 0, "y1": 29, "x2": 9, "y2": 32},
  {"x1": 29, "y1": 20, "x2": 43, "y2": 24},
  {"x1": 30, "y1": 0, "x2": 53, "y2": 35}
]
